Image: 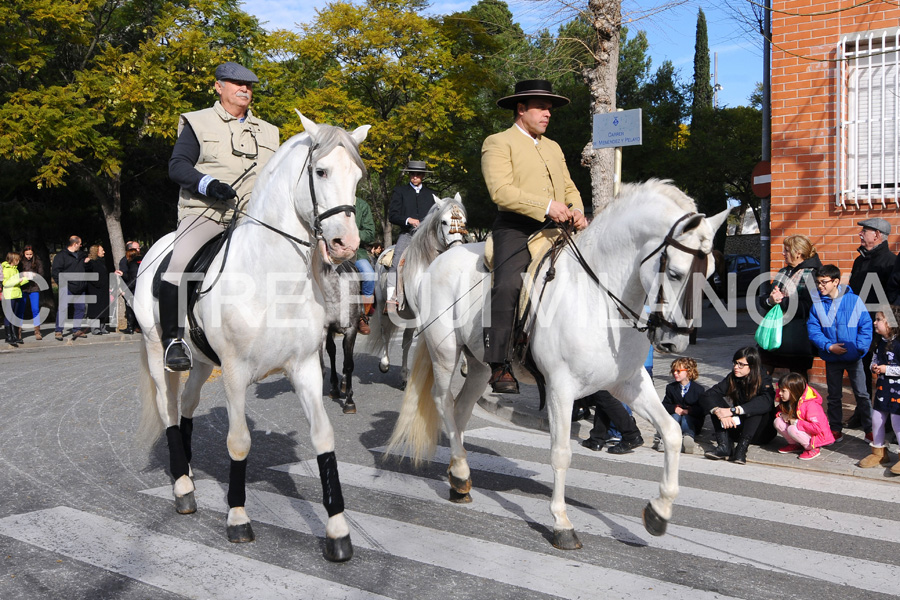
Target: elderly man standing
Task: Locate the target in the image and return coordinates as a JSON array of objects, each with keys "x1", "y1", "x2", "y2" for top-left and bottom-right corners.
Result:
[
  {"x1": 162, "y1": 61, "x2": 279, "y2": 371},
  {"x1": 481, "y1": 79, "x2": 587, "y2": 393},
  {"x1": 847, "y1": 217, "x2": 895, "y2": 437}
]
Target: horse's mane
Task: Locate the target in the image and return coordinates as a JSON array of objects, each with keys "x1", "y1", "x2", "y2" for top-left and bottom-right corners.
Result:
[
  {"x1": 402, "y1": 196, "x2": 467, "y2": 280},
  {"x1": 614, "y1": 179, "x2": 696, "y2": 213}
]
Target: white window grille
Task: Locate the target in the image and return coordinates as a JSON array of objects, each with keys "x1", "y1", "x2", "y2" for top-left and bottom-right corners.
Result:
[{"x1": 838, "y1": 28, "x2": 900, "y2": 208}]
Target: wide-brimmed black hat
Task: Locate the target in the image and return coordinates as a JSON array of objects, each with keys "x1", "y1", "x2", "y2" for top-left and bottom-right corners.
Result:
[
  {"x1": 401, "y1": 160, "x2": 432, "y2": 173},
  {"x1": 497, "y1": 79, "x2": 570, "y2": 110}
]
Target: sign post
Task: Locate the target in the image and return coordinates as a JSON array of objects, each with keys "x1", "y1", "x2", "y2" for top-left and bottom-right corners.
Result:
[{"x1": 592, "y1": 109, "x2": 642, "y2": 149}]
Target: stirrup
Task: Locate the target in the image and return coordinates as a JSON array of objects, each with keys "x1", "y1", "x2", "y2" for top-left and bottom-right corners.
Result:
[{"x1": 164, "y1": 339, "x2": 193, "y2": 372}]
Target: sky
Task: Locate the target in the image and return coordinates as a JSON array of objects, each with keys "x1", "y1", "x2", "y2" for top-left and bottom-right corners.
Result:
[{"x1": 243, "y1": 0, "x2": 763, "y2": 109}]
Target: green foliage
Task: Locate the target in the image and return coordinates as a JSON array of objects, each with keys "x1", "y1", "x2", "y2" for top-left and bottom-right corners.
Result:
[{"x1": 691, "y1": 8, "x2": 712, "y2": 121}]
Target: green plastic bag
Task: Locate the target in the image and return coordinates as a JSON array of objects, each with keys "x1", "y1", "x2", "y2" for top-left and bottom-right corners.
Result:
[{"x1": 755, "y1": 304, "x2": 783, "y2": 351}]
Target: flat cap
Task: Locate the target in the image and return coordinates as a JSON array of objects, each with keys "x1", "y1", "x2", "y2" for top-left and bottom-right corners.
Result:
[
  {"x1": 858, "y1": 217, "x2": 891, "y2": 236},
  {"x1": 215, "y1": 62, "x2": 259, "y2": 83}
]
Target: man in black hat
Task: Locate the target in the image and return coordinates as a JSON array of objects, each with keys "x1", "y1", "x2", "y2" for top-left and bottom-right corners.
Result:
[
  {"x1": 481, "y1": 79, "x2": 586, "y2": 393},
  {"x1": 385, "y1": 160, "x2": 437, "y2": 311},
  {"x1": 847, "y1": 217, "x2": 895, "y2": 435},
  {"x1": 161, "y1": 61, "x2": 280, "y2": 371}
]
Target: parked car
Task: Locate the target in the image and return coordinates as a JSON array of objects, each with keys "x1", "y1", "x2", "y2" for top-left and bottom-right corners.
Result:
[{"x1": 712, "y1": 254, "x2": 761, "y2": 298}]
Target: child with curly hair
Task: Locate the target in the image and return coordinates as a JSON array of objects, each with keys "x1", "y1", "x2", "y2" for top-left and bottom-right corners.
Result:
[{"x1": 655, "y1": 357, "x2": 705, "y2": 454}]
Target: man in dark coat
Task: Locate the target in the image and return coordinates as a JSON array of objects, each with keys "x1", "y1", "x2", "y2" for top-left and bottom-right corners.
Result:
[
  {"x1": 848, "y1": 217, "x2": 895, "y2": 432},
  {"x1": 385, "y1": 160, "x2": 437, "y2": 310},
  {"x1": 51, "y1": 235, "x2": 87, "y2": 340}
]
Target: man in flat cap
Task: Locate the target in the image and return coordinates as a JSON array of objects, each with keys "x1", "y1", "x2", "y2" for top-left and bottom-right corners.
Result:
[
  {"x1": 161, "y1": 61, "x2": 280, "y2": 371},
  {"x1": 481, "y1": 79, "x2": 586, "y2": 393},
  {"x1": 385, "y1": 160, "x2": 437, "y2": 312},
  {"x1": 847, "y1": 217, "x2": 895, "y2": 434}
]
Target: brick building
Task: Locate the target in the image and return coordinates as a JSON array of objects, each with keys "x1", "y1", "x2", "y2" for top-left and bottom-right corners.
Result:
[{"x1": 770, "y1": 3, "x2": 899, "y2": 378}]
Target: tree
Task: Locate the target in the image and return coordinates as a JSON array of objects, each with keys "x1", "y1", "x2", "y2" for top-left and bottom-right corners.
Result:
[
  {"x1": 295, "y1": 0, "x2": 480, "y2": 244},
  {"x1": 690, "y1": 8, "x2": 712, "y2": 122}
]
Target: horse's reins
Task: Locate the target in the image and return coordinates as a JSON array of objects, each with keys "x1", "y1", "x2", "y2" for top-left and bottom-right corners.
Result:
[{"x1": 558, "y1": 212, "x2": 707, "y2": 335}]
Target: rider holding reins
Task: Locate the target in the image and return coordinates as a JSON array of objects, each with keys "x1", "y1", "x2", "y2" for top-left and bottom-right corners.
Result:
[
  {"x1": 161, "y1": 62, "x2": 280, "y2": 371},
  {"x1": 482, "y1": 79, "x2": 587, "y2": 393}
]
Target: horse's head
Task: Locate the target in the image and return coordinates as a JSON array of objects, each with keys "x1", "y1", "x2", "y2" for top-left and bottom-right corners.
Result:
[
  {"x1": 432, "y1": 193, "x2": 468, "y2": 250},
  {"x1": 639, "y1": 199, "x2": 730, "y2": 354},
  {"x1": 296, "y1": 111, "x2": 370, "y2": 264}
]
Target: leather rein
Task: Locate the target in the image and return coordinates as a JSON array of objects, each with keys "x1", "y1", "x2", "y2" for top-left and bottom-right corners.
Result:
[{"x1": 557, "y1": 212, "x2": 708, "y2": 336}]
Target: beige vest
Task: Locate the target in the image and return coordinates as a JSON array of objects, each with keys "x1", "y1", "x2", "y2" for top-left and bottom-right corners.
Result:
[{"x1": 177, "y1": 101, "x2": 280, "y2": 224}]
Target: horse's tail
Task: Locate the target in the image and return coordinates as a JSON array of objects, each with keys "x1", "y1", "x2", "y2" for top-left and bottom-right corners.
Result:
[
  {"x1": 136, "y1": 342, "x2": 164, "y2": 447},
  {"x1": 386, "y1": 339, "x2": 440, "y2": 466}
]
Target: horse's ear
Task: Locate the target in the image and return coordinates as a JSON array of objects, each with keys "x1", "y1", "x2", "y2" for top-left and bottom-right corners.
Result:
[
  {"x1": 453, "y1": 192, "x2": 462, "y2": 203},
  {"x1": 704, "y1": 207, "x2": 731, "y2": 234},
  {"x1": 295, "y1": 110, "x2": 319, "y2": 141},
  {"x1": 433, "y1": 194, "x2": 446, "y2": 208},
  {"x1": 350, "y1": 124, "x2": 370, "y2": 145},
  {"x1": 675, "y1": 214, "x2": 705, "y2": 236}
]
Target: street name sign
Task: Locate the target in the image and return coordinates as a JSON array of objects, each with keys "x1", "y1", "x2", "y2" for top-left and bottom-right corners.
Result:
[{"x1": 592, "y1": 109, "x2": 642, "y2": 149}]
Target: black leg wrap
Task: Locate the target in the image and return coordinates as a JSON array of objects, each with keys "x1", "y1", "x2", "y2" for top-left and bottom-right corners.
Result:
[
  {"x1": 317, "y1": 451, "x2": 345, "y2": 517},
  {"x1": 165, "y1": 426, "x2": 190, "y2": 480},
  {"x1": 180, "y1": 416, "x2": 193, "y2": 465},
  {"x1": 228, "y1": 458, "x2": 247, "y2": 509}
]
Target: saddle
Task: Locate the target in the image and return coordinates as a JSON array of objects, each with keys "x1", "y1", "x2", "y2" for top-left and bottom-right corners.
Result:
[{"x1": 152, "y1": 229, "x2": 231, "y2": 366}]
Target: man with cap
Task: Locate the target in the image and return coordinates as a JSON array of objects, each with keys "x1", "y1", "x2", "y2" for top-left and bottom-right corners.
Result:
[
  {"x1": 481, "y1": 79, "x2": 586, "y2": 393},
  {"x1": 385, "y1": 160, "x2": 437, "y2": 311},
  {"x1": 161, "y1": 61, "x2": 280, "y2": 371},
  {"x1": 847, "y1": 217, "x2": 895, "y2": 435}
]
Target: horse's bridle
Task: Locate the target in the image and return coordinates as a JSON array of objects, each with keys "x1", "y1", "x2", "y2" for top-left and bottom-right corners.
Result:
[
  {"x1": 561, "y1": 213, "x2": 708, "y2": 336},
  {"x1": 304, "y1": 143, "x2": 356, "y2": 243}
]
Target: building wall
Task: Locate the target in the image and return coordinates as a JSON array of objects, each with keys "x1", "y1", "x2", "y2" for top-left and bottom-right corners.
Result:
[{"x1": 771, "y1": 2, "x2": 900, "y2": 381}]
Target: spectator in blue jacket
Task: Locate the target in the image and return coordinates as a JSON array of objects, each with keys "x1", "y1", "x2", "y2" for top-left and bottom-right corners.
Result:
[{"x1": 807, "y1": 264, "x2": 873, "y2": 441}]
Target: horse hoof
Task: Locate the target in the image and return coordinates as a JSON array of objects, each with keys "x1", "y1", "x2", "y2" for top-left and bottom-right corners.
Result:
[
  {"x1": 329, "y1": 389, "x2": 341, "y2": 400},
  {"x1": 324, "y1": 534, "x2": 353, "y2": 562},
  {"x1": 552, "y1": 528, "x2": 582, "y2": 550},
  {"x1": 174, "y1": 492, "x2": 196, "y2": 515},
  {"x1": 342, "y1": 402, "x2": 357, "y2": 414},
  {"x1": 227, "y1": 522, "x2": 255, "y2": 543},
  {"x1": 379, "y1": 362, "x2": 389, "y2": 374},
  {"x1": 449, "y1": 488, "x2": 472, "y2": 503},
  {"x1": 448, "y1": 472, "x2": 472, "y2": 494},
  {"x1": 399, "y1": 380, "x2": 407, "y2": 391},
  {"x1": 642, "y1": 502, "x2": 668, "y2": 537}
]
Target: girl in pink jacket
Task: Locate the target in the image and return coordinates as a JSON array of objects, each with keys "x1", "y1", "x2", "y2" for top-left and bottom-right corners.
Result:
[{"x1": 774, "y1": 372, "x2": 835, "y2": 460}]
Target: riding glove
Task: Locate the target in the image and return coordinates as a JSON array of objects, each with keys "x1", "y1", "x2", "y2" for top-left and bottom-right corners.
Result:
[{"x1": 206, "y1": 180, "x2": 237, "y2": 201}]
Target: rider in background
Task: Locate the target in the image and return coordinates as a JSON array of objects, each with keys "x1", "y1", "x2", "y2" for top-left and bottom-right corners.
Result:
[
  {"x1": 385, "y1": 160, "x2": 437, "y2": 312},
  {"x1": 354, "y1": 196, "x2": 377, "y2": 334},
  {"x1": 481, "y1": 79, "x2": 586, "y2": 393},
  {"x1": 162, "y1": 61, "x2": 279, "y2": 371}
]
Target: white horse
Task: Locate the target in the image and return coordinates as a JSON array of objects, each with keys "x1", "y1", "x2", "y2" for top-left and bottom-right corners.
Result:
[
  {"x1": 370, "y1": 194, "x2": 468, "y2": 385},
  {"x1": 388, "y1": 179, "x2": 728, "y2": 549},
  {"x1": 135, "y1": 113, "x2": 369, "y2": 562}
]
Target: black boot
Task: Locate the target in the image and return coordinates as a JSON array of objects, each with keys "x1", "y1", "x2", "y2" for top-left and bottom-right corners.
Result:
[
  {"x1": 5, "y1": 324, "x2": 17, "y2": 347},
  {"x1": 730, "y1": 436, "x2": 752, "y2": 465},
  {"x1": 159, "y1": 281, "x2": 192, "y2": 372},
  {"x1": 704, "y1": 431, "x2": 732, "y2": 460}
]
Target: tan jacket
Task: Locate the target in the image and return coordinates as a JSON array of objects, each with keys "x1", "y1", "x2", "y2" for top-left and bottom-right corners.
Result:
[
  {"x1": 177, "y1": 101, "x2": 280, "y2": 224},
  {"x1": 481, "y1": 125, "x2": 582, "y2": 222}
]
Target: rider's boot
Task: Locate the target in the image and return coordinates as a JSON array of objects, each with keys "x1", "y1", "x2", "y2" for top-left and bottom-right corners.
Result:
[
  {"x1": 159, "y1": 281, "x2": 192, "y2": 372},
  {"x1": 488, "y1": 362, "x2": 519, "y2": 394}
]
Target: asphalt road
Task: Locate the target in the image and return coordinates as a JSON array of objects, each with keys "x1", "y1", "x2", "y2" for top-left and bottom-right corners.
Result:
[{"x1": 0, "y1": 336, "x2": 897, "y2": 599}]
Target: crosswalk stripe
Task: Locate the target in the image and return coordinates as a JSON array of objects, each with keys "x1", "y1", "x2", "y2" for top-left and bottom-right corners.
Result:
[
  {"x1": 141, "y1": 480, "x2": 740, "y2": 600},
  {"x1": 464, "y1": 426, "x2": 900, "y2": 503},
  {"x1": 371, "y1": 445, "x2": 900, "y2": 544},
  {"x1": 0, "y1": 506, "x2": 389, "y2": 600},
  {"x1": 271, "y1": 459, "x2": 900, "y2": 596}
]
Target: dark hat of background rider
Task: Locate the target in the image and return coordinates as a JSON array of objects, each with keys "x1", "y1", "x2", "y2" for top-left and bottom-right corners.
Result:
[
  {"x1": 858, "y1": 217, "x2": 891, "y2": 236},
  {"x1": 401, "y1": 160, "x2": 433, "y2": 174},
  {"x1": 215, "y1": 62, "x2": 259, "y2": 84},
  {"x1": 496, "y1": 79, "x2": 570, "y2": 110}
]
